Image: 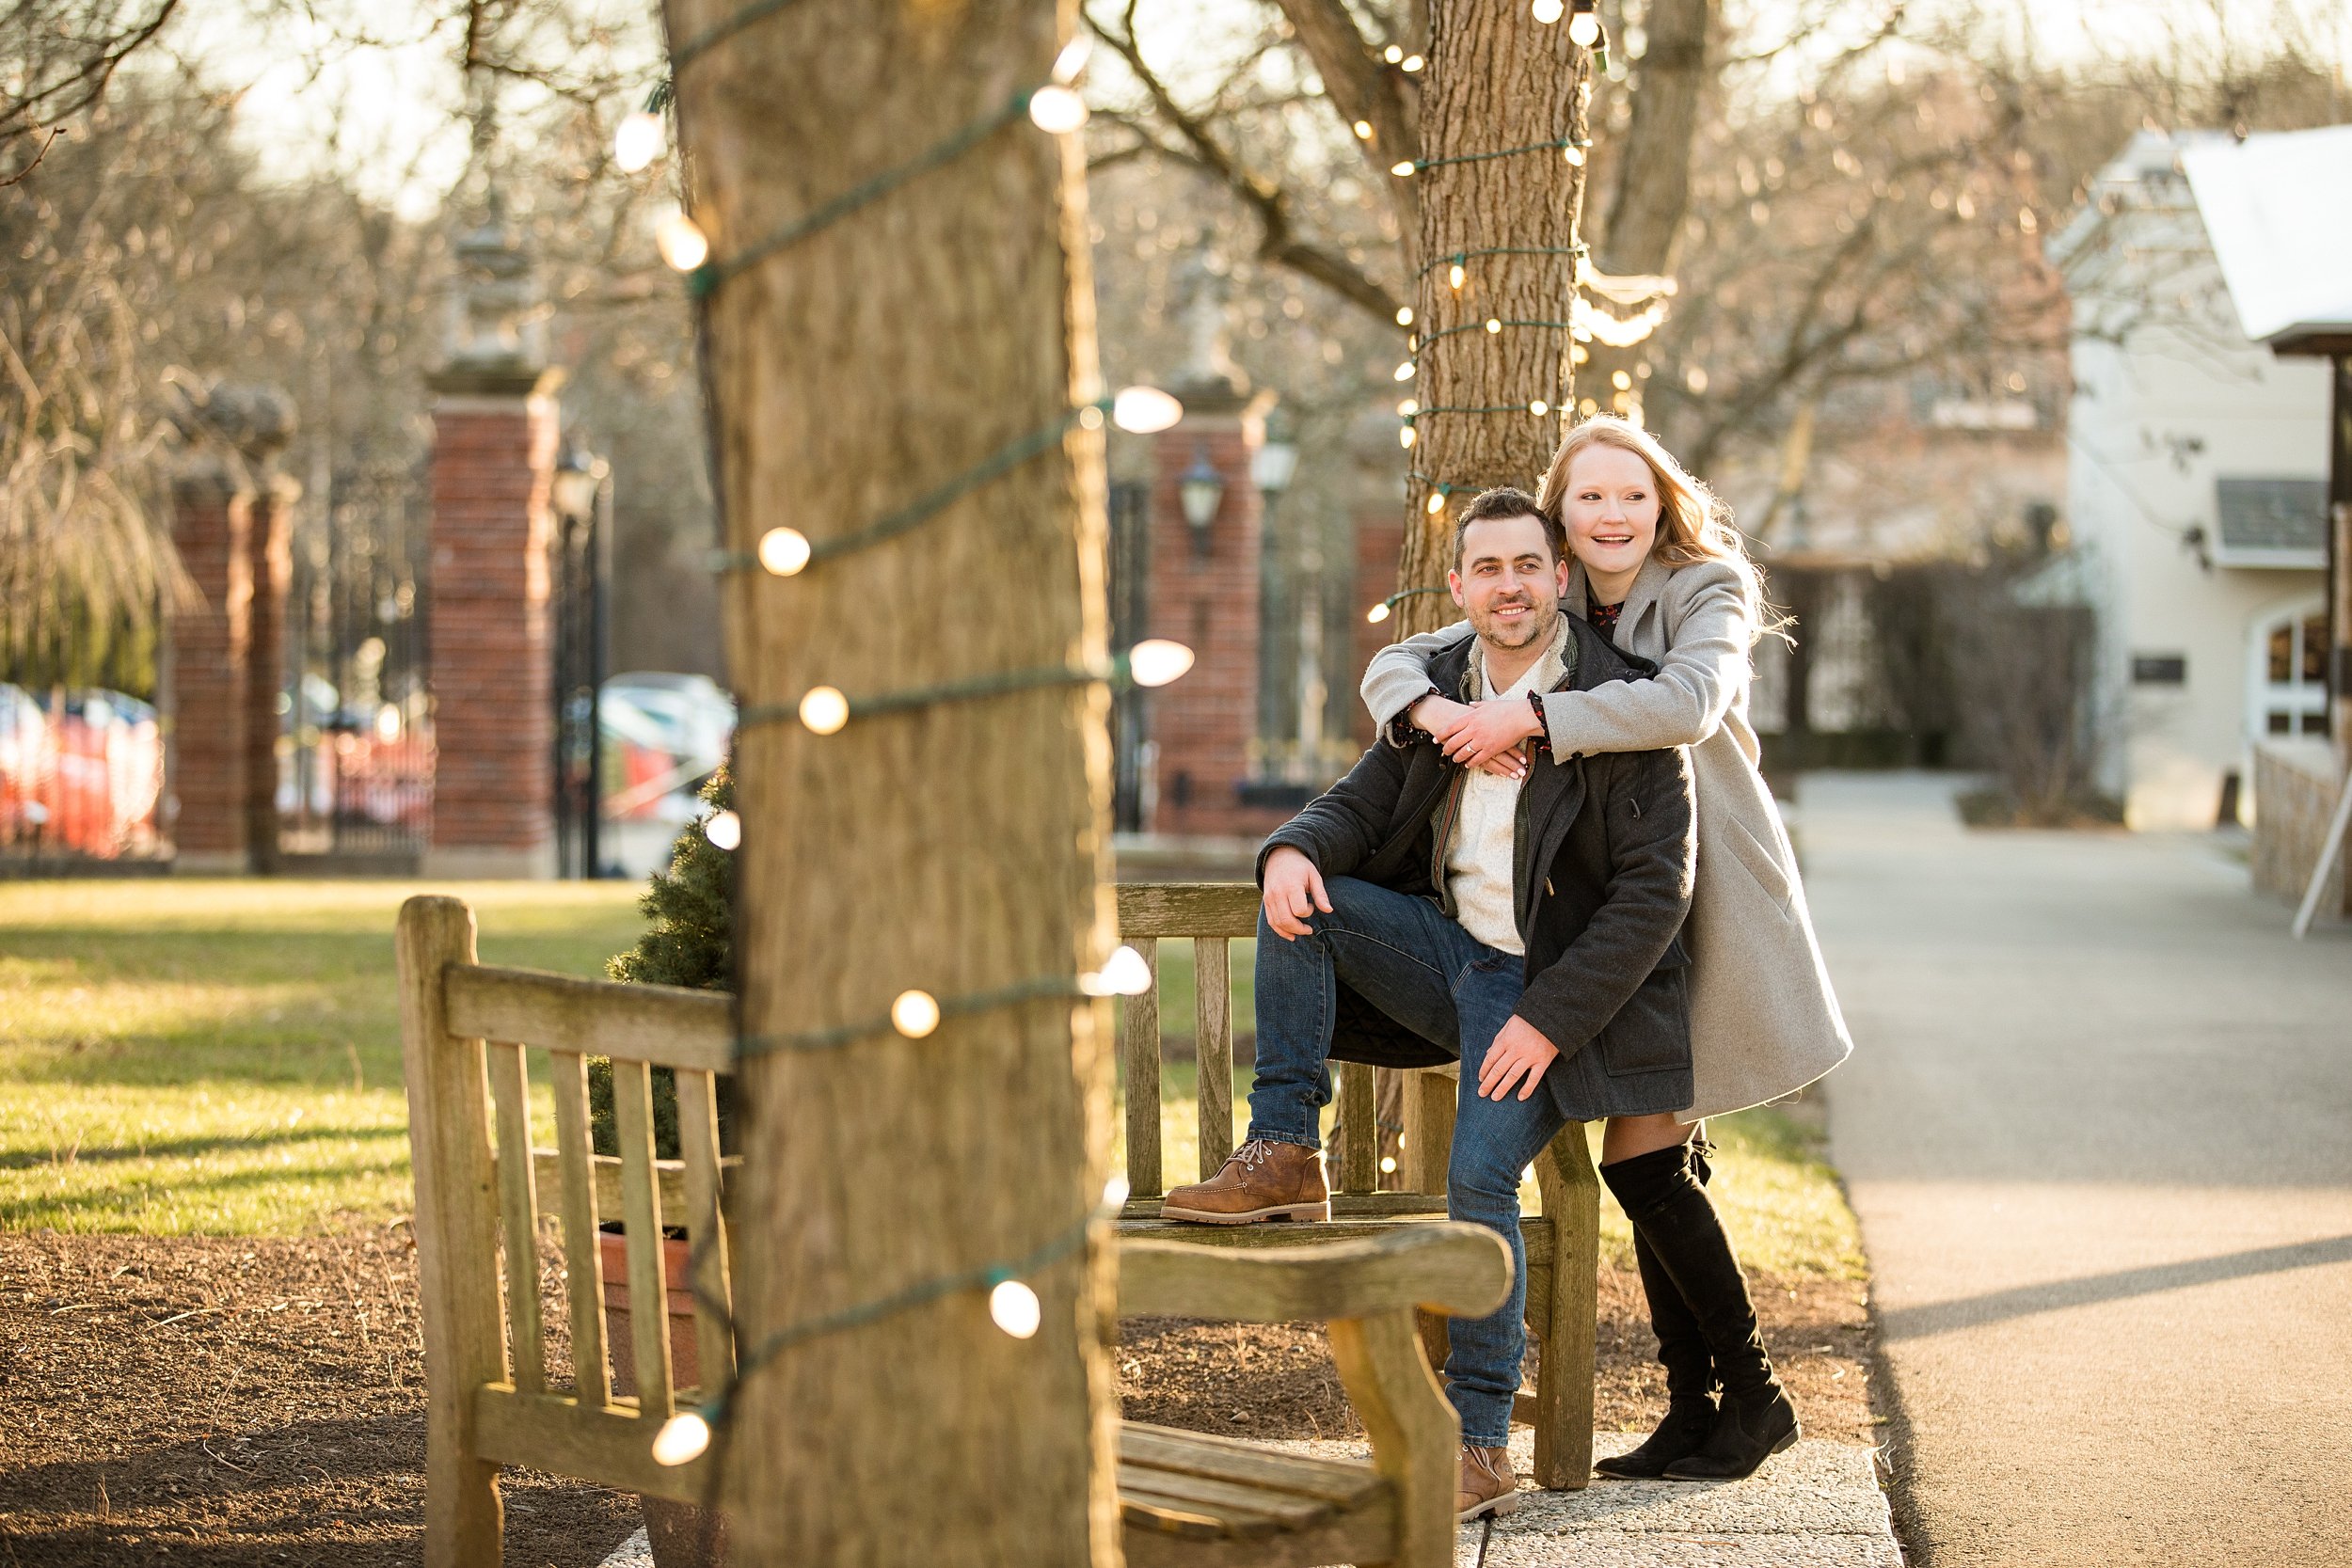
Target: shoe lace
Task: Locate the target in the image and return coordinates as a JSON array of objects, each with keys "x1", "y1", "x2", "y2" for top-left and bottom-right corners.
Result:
[{"x1": 1231, "y1": 1140, "x2": 1281, "y2": 1172}]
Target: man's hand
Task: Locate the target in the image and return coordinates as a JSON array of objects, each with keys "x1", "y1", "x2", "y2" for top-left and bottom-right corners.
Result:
[
  {"x1": 1476, "y1": 1016, "x2": 1560, "y2": 1101},
  {"x1": 1262, "y1": 847, "x2": 1332, "y2": 940},
  {"x1": 1411, "y1": 695, "x2": 1533, "y2": 779}
]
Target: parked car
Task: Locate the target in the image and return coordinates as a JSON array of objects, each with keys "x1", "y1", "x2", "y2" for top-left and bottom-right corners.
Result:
[{"x1": 0, "y1": 686, "x2": 163, "y2": 858}]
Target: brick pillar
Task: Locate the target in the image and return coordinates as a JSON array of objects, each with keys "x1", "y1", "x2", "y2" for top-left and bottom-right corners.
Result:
[
  {"x1": 1145, "y1": 378, "x2": 1288, "y2": 840},
  {"x1": 167, "y1": 458, "x2": 252, "y2": 872},
  {"x1": 244, "y1": 473, "x2": 297, "y2": 874},
  {"x1": 421, "y1": 368, "x2": 561, "y2": 878}
]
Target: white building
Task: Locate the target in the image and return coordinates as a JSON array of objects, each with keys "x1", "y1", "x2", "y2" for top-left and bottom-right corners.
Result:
[{"x1": 2051, "y1": 128, "x2": 2336, "y2": 829}]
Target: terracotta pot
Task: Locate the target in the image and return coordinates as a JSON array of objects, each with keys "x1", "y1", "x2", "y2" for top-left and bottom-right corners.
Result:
[{"x1": 597, "y1": 1230, "x2": 728, "y2": 1568}]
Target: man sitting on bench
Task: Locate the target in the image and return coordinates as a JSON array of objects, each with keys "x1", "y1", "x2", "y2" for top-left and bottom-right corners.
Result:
[{"x1": 1160, "y1": 487, "x2": 1699, "y2": 1521}]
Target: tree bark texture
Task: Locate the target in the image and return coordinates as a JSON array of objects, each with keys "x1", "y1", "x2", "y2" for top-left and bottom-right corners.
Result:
[
  {"x1": 1392, "y1": 6, "x2": 1593, "y2": 637},
  {"x1": 663, "y1": 2, "x2": 1120, "y2": 1562}
]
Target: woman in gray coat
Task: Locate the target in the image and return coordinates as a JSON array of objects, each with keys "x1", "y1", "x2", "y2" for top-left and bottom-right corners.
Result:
[{"x1": 1361, "y1": 416, "x2": 1852, "y2": 1483}]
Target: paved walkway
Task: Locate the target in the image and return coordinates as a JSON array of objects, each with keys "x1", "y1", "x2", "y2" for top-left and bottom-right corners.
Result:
[
  {"x1": 596, "y1": 1430, "x2": 1900, "y2": 1567},
  {"x1": 1801, "y1": 773, "x2": 2352, "y2": 1568}
]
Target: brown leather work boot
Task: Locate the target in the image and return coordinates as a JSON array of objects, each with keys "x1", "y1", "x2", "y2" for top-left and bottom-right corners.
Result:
[
  {"x1": 1456, "y1": 1444, "x2": 1519, "y2": 1521},
  {"x1": 1159, "y1": 1140, "x2": 1329, "y2": 1224}
]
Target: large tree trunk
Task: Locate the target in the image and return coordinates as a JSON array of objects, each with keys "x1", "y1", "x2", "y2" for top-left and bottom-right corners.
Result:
[
  {"x1": 1375, "y1": 2, "x2": 1592, "y2": 1178},
  {"x1": 665, "y1": 2, "x2": 1120, "y2": 1562},
  {"x1": 1392, "y1": 7, "x2": 1593, "y2": 628}
]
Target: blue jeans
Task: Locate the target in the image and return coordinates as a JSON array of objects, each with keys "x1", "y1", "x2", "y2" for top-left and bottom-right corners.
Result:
[{"x1": 1248, "y1": 876, "x2": 1567, "y2": 1448}]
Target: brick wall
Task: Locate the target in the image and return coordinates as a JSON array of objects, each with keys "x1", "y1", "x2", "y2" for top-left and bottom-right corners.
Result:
[
  {"x1": 167, "y1": 462, "x2": 251, "y2": 868},
  {"x1": 424, "y1": 384, "x2": 558, "y2": 876},
  {"x1": 1145, "y1": 402, "x2": 1289, "y2": 841}
]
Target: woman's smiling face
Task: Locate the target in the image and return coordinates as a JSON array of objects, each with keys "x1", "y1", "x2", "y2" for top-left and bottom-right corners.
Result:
[{"x1": 1560, "y1": 442, "x2": 1661, "y2": 595}]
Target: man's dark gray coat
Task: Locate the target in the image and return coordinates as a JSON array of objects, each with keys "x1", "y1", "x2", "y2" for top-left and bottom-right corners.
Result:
[{"x1": 1257, "y1": 613, "x2": 1699, "y2": 1122}]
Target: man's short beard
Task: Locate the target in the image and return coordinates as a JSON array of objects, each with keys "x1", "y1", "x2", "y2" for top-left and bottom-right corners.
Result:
[{"x1": 1471, "y1": 596, "x2": 1559, "y2": 652}]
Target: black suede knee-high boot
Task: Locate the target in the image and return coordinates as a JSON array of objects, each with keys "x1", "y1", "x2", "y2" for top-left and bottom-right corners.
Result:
[
  {"x1": 1596, "y1": 1143, "x2": 1718, "y2": 1478},
  {"x1": 1606, "y1": 1138, "x2": 1798, "y2": 1481}
]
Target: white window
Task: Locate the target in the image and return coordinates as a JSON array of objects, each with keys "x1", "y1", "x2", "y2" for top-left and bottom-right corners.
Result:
[{"x1": 2247, "y1": 601, "x2": 2328, "y2": 741}]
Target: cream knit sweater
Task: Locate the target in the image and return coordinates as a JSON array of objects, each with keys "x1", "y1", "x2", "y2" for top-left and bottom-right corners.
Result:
[{"x1": 1444, "y1": 616, "x2": 1572, "y2": 954}]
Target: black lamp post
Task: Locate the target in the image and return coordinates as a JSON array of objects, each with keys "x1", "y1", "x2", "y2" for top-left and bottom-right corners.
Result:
[{"x1": 550, "y1": 446, "x2": 610, "y2": 879}]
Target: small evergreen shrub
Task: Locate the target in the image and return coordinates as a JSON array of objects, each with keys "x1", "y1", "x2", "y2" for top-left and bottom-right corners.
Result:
[{"x1": 594, "y1": 767, "x2": 739, "y2": 1159}]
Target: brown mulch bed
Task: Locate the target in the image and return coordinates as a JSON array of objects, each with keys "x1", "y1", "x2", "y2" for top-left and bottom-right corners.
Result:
[{"x1": 0, "y1": 1230, "x2": 1872, "y2": 1566}]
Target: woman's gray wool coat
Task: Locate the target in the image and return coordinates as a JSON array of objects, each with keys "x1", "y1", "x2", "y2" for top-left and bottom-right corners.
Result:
[{"x1": 1363, "y1": 554, "x2": 1853, "y2": 1121}]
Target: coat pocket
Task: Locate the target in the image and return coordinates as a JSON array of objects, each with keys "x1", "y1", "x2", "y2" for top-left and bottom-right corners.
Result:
[
  {"x1": 1720, "y1": 812, "x2": 1795, "y2": 917},
  {"x1": 1598, "y1": 964, "x2": 1692, "y2": 1078}
]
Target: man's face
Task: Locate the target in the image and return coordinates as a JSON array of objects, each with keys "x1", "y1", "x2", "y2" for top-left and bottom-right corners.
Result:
[{"x1": 1448, "y1": 513, "x2": 1568, "y2": 653}]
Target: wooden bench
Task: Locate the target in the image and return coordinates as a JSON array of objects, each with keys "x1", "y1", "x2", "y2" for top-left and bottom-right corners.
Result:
[
  {"x1": 395, "y1": 895, "x2": 1514, "y2": 1568},
  {"x1": 1114, "y1": 883, "x2": 1602, "y2": 1490}
]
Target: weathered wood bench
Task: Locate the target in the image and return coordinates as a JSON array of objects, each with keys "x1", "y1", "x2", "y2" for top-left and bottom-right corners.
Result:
[
  {"x1": 396, "y1": 895, "x2": 1514, "y2": 1568},
  {"x1": 1113, "y1": 883, "x2": 1603, "y2": 1490}
]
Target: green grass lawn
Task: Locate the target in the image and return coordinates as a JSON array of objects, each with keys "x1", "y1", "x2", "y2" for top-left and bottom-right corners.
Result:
[
  {"x1": 0, "y1": 879, "x2": 645, "y2": 1234},
  {"x1": 1, "y1": 879, "x2": 1862, "y2": 1281}
]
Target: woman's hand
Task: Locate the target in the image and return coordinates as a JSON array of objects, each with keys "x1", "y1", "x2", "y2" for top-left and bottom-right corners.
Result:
[
  {"x1": 1444, "y1": 700, "x2": 1542, "y2": 773},
  {"x1": 1417, "y1": 696, "x2": 1540, "y2": 777}
]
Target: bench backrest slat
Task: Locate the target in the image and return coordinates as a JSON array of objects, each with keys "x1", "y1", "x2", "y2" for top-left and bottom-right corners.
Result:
[
  {"x1": 1121, "y1": 937, "x2": 1163, "y2": 1197},
  {"x1": 675, "y1": 1067, "x2": 736, "y2": 1391},
  {"x1": 609, "y1": 1057, "x2": 675, "y2": 1418},
  {"x1": 1191, "y1": 937, "x2": 1232, "y2": 1182},
  {"x1": 546, "y1": 1049, "x2": 612, "y2": 1408},
  {"x1": 485, "y1": 1041, "x2": 546, "y2": 1396}
]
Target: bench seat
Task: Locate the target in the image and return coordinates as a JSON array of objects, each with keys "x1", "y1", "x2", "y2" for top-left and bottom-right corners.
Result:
[{"x1": 1119, "y1": 1422, "x2": 1394, "y2": 1565}]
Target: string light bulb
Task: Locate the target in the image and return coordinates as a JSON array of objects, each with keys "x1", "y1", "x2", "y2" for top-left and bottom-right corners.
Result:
[
  {"x1": 1401, "y1": 54, "x2": 1423, "y2": 71},
  {"x1": 1398, "y1": 426, "x2": 1415, "y2": 450},
  {"x1": 1485, "y1": 317, "x2": 1502, "y2": 334},
  {"x1": 892, "y1": 989, "x2": 942, "y2": 1038},
  {"x1": 798, "y1": 686, "x2": 850, "y2": 735},
  {"x1": 1390, "y1": 160, "x2": 1416, "y2": 178},
  {"x1": 1568, "y1": 9, "x2": 1601, "y2": 46},
  {"x1": 1103, "y1": 1173, "x2": 1131, "y2": 1207},
  {"x1": 703, "y1": 810, "x2": 741, "y2": 851},
  {"x1": 1533, "y1": 0, "x2": 1565, "y2": 21},
  {"x1": 1531, "y1": 399, "x2": 1549, "y2": 416},
  {"x1": 1395, "y1": 306, "x2": 1414, "y2": 326},
  {"x1": 1111, "y1": 386, "x2": 1184, "y2": 433},
  {"x1": 757, "y1": 527, "x2": 812, "y2": 577},
  {"x1": 1380, "y1": 1154, "x2": 1398, "y2": 1173},
  {"x1": 1397, "y1": 398, "x2": 1418, "y2": 417},
  {"x1": 1353, "y1": 119, "x2": 1373, "y2": 140},
  {"x1": 1425, "y1": 490, "x2": 1448, "y2": 515},
  {"x1": 1026, "y1": 86, "x2": 1089, "y2": 134},
  {"x1": 1126, "y1": 640, "x2": 1195, "y2": 689},
  {"x1": 1080, "y1": 944, "x2": 1153, "y2": 996},
  {"x1": 1393, "y1": 361, "x2": 1415, "y2": 382},
  {"x1": 1384, "y1": 44, "x2": 1404, "y2": 63},
  {"x1": 1449, "y1": 261, "x2": 1466, "y2": 290},
  {"x1": 651, "y1": 1411, "x2": 712, "y2": 1467},
  {"x1": 656, "y1": 209, "x2": 709, "y2": 273},
  {"x1": 1563, "y1": 144, "x2": 1586, "y2": 166},
  {"x1": 989, "y1": 1278, "x2": 1042, "y2": 1338},
  {"x1": 614, "y1": 110, "x2": 665, "y2": 172},
  {"x1": 1366, "y1": 601, "x2": 1392, "y2": 624}
]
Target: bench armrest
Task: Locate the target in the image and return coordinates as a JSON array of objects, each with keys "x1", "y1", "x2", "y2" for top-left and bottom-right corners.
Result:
[{"x1": 1116, "y1": 1223, "x2": 1512, "y2": 1323}]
